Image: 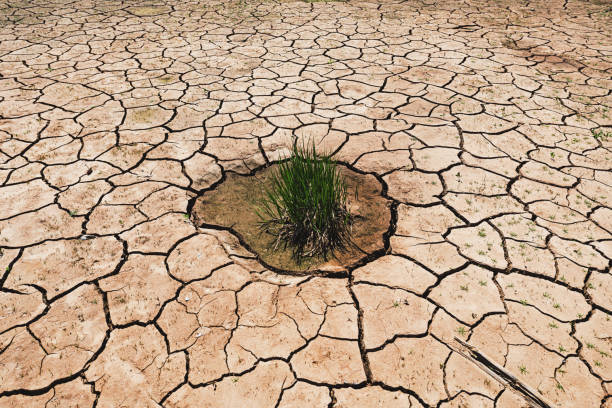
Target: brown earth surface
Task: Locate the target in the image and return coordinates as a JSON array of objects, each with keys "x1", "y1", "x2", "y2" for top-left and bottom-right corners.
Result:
[{"x1": 0, "y1": 0, "x2": 611, "y2": 407}]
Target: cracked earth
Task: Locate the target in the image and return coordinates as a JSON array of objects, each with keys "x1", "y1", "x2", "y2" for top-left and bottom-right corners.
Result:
[{"x1": 0, "y1": 0, "x2": 611, "y2": 407}]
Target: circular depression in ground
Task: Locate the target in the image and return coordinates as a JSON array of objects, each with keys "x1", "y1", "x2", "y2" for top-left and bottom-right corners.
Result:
[{"x1": 193, "y1": 164, "x2": 392, "y2": 273}]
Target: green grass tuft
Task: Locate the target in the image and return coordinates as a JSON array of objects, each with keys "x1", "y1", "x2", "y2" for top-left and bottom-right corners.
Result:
[{"x1": 257, "y1": 142, "x2": 353, "y2": 261}]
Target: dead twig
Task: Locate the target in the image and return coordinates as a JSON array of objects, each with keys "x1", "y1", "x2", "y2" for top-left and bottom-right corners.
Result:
[{"x1": 452, "y1": 337, "x2": 556, "y2": 408}]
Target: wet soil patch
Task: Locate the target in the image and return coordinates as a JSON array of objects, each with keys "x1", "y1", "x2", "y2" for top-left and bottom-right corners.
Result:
[{"x1": 192, "y1": 164, "x2": 392, "y2": 273}]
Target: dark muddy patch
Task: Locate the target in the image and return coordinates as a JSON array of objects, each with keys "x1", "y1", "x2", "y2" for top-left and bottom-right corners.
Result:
[{"x1": 192, "y1": 164, "x2": 391, "y2": 273}]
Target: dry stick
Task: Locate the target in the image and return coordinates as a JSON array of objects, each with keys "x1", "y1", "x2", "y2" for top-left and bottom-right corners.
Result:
[{"x1": 452, "y1": 337, "x2": 556, "y2": 408}]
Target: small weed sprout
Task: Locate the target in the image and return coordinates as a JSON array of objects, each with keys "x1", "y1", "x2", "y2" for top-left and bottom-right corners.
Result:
[{"x1": 591, "y1": 129, "x2": 611, "y2": 141}]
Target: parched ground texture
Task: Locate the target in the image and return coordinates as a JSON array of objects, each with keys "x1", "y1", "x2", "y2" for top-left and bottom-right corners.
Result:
[{"x1": 0, "y1": 0, "x2": 611, "y2": 407}]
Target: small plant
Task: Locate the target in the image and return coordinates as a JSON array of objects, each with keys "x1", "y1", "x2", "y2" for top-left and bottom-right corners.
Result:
[
  {"x1": 591, "y1": 129, "x2": 611, "y2": 141},
  {"x1": 257, "y1": 142, "x2": 353, "y2": 261}
]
